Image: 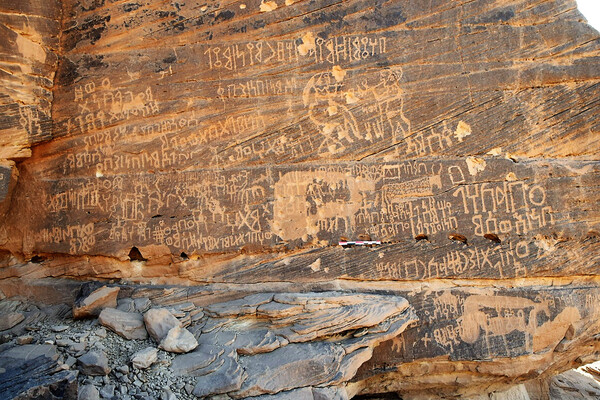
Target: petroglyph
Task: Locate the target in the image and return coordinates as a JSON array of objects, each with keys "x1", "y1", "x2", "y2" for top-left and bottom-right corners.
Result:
[
  {"x1": 303, "y1": 67, "x2": 411, "y2": 155},
  {"x1": 272, "y1": 170, "x2": 375, "y2": 241}
]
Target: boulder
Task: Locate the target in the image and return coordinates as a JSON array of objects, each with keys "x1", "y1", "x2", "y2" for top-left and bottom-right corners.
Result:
[
  {"x1": 77, "y1": 350, "x2": 111, "y2": 376},
  {"x1": 143, "y1": 308, "x2": 181, "y2": 343},
  {"x1": 159, "y1": 326, "x2": 198, "y2": 354},
  {"x1": 73, "y1": 286, "x2": 119, "y2": 319},
  {"x1": 131, "y1": 347, "x2": 158, "y2": 369},
  {"x1": 0, "y1": 312, "x2": 24, "y2": 331},
  {"x1": 524, "y1": 362, "x2": 600, "y2": 400},
  {"x1": 98, "y1": 308, "x2": 147, "y2": 340},
  {"x1": 78, "y1": 384, "x2": 100, "y2": 400}
]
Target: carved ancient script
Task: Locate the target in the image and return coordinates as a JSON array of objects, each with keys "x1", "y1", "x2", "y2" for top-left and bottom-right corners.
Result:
[{"x1": 25, "y1": 157, "x2": 579, "y2": 261}]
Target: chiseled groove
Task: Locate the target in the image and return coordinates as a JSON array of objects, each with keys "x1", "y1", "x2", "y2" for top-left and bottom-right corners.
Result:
[{"x1": 358, "y1": 96, "x2": 501, "y2": 161}]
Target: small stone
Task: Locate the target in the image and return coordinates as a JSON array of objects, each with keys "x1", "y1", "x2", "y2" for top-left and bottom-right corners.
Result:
[
  {"x1": 116, "y1": 365, "x2": 129, "y2": 374},
  {"x1": 78, "y1": 384, "x2": 100, "y2": 400},
  {"x1": 25, "y1": 325, "x2": 40, "y2": 332},
  {"x1": 184, "y1": 384, "x2": 194, "y2": 395},
  {"x1": 91, "y1": 342, "x2": 105, "y2": 351},
  {"x1": 71, "y1": 341, "x2": 87, "y2": 353},
  {"x1": 56, "y1": 339, "x2": 73, "y2": 347},
  {"x1": 158, "y1": 326, "x2": 198, "y2": 354},
  {"x1": 99, "y1": 383, "x2": 116, "y2": 399},
  {"x1": 95, "y1": 327, "x2": 107, "y2": 338},
  {"x1": 78, "y1": 350, "x2": 111, "y2": 376},
  {"x1": 74, "y1": 286, "x2": 120, "y2": 319},
  {"x1": 66, "y1": 355, "x2": 77, "y2": 367},
  {"x1": 116, "y1": 298, "x2": 135, "y2": 312},
  {"x1": 51, "y1": 325, "x2": 69, "y2": 332},
  {"x1": 133, "y1": 298, "x2": 152, "y2": 313},
  {"x1": 57, "y1": 363, "x2": 70, "y2": 371},
  {"x1": 131, "y1": 347, "x2": 158, "y2": 369},
  {"x1": 16, "y1": 335, "x2": 34, "y2": 345},
  {"x1": 0, "y1": 312, "x2": 24, "y2": 331}
]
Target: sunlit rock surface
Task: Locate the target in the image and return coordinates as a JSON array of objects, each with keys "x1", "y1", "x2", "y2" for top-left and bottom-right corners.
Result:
[{"x1": 0, "y1": 0, "x2": 599, "y2": 398}]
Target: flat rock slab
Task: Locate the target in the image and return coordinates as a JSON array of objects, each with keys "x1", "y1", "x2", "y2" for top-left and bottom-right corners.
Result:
[
  {"x1": 0, "y1": 345, "x2": 77, "y2": 400},
  {"x1": 171, "y1": 344, "x2": 226, "y2": 376},
  {"x1": 164, "y1": 291, "x2": 416, "y2": 398},
  {"x1": 234, "y1": 342, "x2": 345, "y2": 398},
  {"x1": 193, "y1": 355, "x2": 246, "y2": 398},
  {"x1": 0, "y1": 344, "x2": 58, "y2": 364},
  {"x1": 0, "y1": 312, "x2": 25, "y2": 331}
]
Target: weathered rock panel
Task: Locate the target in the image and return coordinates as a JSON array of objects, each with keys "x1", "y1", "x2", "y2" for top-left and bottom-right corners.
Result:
[{"x1": 0, "y1": 0, "x2": 599, "y2": 398}]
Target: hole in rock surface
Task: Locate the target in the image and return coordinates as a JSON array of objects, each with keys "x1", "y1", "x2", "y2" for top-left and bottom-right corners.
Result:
[
  {"x1": 30, "y1": 255, "x2": 46, "y2": 263},
  {"x1": 128, "y1": 246, "x2": 147, "y2": 262},
  {"x1": 353, "y1": 394, "x2": 403, "y2": 399}
]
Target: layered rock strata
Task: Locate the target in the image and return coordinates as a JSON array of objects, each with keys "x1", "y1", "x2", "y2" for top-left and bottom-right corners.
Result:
[{"x1": 0, "y1": 0, "x2": 599, "y2": 398}]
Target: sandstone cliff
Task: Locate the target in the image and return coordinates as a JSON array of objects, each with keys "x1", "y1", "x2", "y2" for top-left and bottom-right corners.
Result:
[{"x1": 0, "y1": 0, "x2": 599, "y2": 398}]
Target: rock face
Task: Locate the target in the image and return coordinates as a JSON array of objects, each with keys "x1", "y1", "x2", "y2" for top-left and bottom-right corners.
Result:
[
  {"x1": 171, "y1": 291, "x2": 416, "y2": 398},
  {"x1": 0, "y1": 0, "x2": 599, "y2": 399}
]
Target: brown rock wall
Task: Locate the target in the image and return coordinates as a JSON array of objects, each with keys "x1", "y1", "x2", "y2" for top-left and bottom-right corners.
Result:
[{"x1": 0, "y1": 0, "x2": 599, "y2": 398}]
